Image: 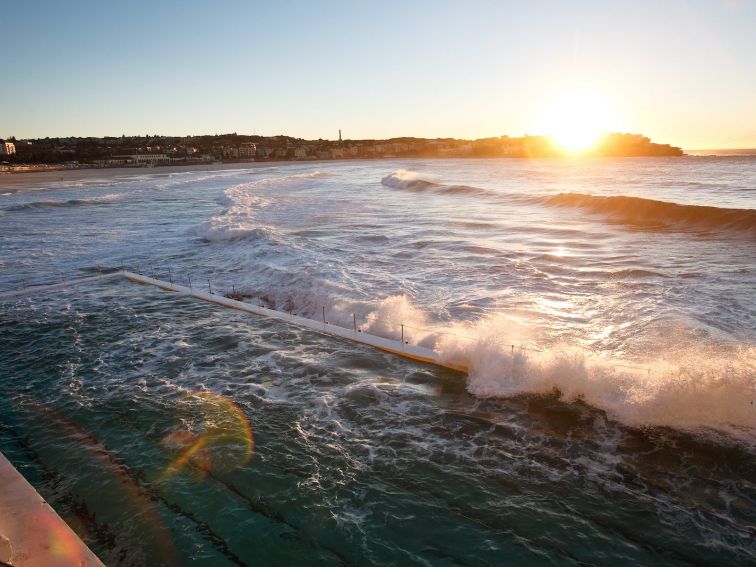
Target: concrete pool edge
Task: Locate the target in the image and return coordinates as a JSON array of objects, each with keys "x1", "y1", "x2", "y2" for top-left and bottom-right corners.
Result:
[
  {"x1": 119, "y1": 271, "x2": 470, "y2": 374},
  {"x1": 0, "y1": 270, "x2": 468, "y2": 374},
  {"x1": 0, "y1": 452, "x2": 105, "y2": 567}
]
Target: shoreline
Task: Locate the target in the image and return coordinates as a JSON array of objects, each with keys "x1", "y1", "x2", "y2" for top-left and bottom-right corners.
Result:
[
  {"x1": 0, "y1": 160, "x2": 343, "y2": 189},
  {"x1": 0, "y1": 154, "x2": 701, "y2": 189}
]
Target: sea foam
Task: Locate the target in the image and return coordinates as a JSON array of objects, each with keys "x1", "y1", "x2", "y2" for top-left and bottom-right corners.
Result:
[
  {"x1": 193, "y1": 171, "x2": 327, "y2": 242},
  {"x1": 354, "y1": 294, "x2": 756, "y2": 442}
]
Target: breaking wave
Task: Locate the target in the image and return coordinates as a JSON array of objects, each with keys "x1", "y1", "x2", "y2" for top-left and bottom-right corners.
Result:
[
  {"x1": 193, "y1": 223, "x2": 278, "y2": 243},
  {"x1": 447, "y1": 338, "x2": 755, "y2": 442},
  {"x1": 381, "y1": 174, "x2": 756, "y2": 237},
  {"x1": 542, "y1": 193, "x2": 756, "y2": 236},
  {"x1": 381, "y1": 170, "x2": 497, "y2": 198},
  {"x1": 344, "y1": 295, "x2": 756, "y2": 443},
  {"x1": 381, "y1": 169, "x2": 441, "y2": 191},
  {"x1": 193, "y1": 171, "x2": 326, "y2": 242},
  {"x1": 5, "y1": 193, "x2": 124, "y2": 211}
]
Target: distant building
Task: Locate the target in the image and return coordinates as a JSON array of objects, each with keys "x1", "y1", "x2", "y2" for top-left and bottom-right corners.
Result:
[
  {"x1": 255, "y1": 146, "x2": 273, "y2": 159},
  {"x1": 94, "y1": 157, "x2": 133, "y2": 167},
  {"x1": 222, "y1": 146, "x2": 239, "y2": 159},
  {"x1": 294, "y1": 146, "x2": 308, "y2": 159},
  {"x1": 130, "y1": 153, "x2": 170, "y2": 165},
  {"x1": 0, "y1": 141, "x2": 16, "y2": 155},
  {"x1": 238, "y1": 142, "x2": 256, "y2": 158}
]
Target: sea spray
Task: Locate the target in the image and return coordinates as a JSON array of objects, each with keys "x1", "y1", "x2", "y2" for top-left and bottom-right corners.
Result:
[
  {"x1": 351, "y1": 294, "x2": 756, "y2": 439},
  {"x1": 438, "y1": 331, "x2": 756, "y2": 439}
]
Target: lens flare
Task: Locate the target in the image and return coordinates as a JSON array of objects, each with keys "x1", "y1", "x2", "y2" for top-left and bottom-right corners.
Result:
[
  {"x1": 27, "y1": 511, "x2": 88, "y2": 565},
  {"x1": 25, "y1": 404, "x2": 179, "y2": 566},
  {"x1": 162, "y1": 391, "x2": 254, "y2": 479}
]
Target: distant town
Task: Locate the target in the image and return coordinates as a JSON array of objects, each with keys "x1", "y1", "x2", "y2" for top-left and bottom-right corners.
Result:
[{"x1": 0, "y1": 132, "x2": 683, "y2": 173}]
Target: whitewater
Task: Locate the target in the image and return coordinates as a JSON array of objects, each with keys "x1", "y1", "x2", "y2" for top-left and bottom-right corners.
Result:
[{"x1": 1, "y1": 157, "x2": 754, "y2": 566}]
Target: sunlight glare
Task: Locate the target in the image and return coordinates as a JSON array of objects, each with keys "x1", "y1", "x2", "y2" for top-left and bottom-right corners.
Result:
[{"x1": 537, "y1": 88, "x2": 619, "y2": 154}]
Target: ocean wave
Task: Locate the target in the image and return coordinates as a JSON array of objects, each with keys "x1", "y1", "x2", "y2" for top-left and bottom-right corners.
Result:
[
  {"x1": 345, "y1": 296, "x2": 756, "y2": 442},
  {"x1": 192, "y1": 223, "x2": 278, "y2": 242},
  {"x1": 381, "y1": 170, "x2": 497, "y2": 198},
  {"x1": 193, "y1": 171, "x2": 326, "y2": 242},
  {"x1": 380, "y1": 170, "x2": 441, "y2": 191},
  {"x1": 456, "y1": 341, "x2": 755, "y2": 442},
  {"x1": 542, "y1": 193, "x2": 756, "y2": 236},
  {"x1": 4, "y1": 193, "x2": 124, "y2": 211}
]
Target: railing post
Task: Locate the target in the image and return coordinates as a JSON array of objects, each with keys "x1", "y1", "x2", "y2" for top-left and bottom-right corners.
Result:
[
  {"x1": 188, "y1": 275, "x2": 192, "y2": 291},
  {"x1": 401, "y1": 324, "x2": 404, "y2": 346},
  {"x1": 322, "y1": 305, "x2": 326, "y2": 324},
  {"x1": 208, "y1": 280, "x2": 212, "y2": 294},
  {"x1": 353, "y1": 313, "x2": 357, "y2": 333}
]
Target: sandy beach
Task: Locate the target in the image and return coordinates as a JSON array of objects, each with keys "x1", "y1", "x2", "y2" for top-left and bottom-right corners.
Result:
[{"x1": 0, "y1": 160, "x2": 329, "y2": 189}]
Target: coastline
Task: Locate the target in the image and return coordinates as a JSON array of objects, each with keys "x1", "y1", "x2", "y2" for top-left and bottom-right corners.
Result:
[
  {"x1": 0, "y1": 160, "x2": 334, "y2": 189},
  {"x1": 0, "y1": 154, "x2": 697, "y2": 189}
]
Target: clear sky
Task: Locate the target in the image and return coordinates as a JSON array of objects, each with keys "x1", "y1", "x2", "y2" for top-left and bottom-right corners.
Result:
[{"x1": 2, "y1": 0, "x2": 755, "y2": 148}]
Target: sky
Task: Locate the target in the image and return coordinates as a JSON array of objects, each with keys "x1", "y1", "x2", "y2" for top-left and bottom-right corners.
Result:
[{"x1": 1, "y1": 0, "x2": 755, "y2": 149}]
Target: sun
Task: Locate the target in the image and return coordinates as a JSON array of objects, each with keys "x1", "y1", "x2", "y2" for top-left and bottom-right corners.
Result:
[{"x1": 536, "y1": 88, "x2": 619, "y2": 154}]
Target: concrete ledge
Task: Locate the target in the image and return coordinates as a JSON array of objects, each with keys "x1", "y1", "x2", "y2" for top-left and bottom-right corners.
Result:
[
  {"x1": 0, "y1": 269, "x2": 468, "y2": 374},
  {"x1": 0, "y1": 452, "x2": 104, "y2": 567},
  {"x1": 121, "y1": 271, "x2": 469, "y2": 374}
]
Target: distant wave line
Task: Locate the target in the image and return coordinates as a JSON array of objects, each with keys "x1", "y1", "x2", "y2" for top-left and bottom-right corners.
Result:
[{"x1": 541, "y1": 193, "x2": 756, "y2": 236}]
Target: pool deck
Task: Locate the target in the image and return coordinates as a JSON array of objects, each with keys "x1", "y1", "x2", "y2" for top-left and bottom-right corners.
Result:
[{"x1": 0, "y1": 452, "x2": 104, "y2": 567}]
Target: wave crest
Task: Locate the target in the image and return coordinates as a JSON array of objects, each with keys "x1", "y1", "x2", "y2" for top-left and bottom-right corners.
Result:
[
  {"x1": 451, "y1": 340, "x2": 756, "y2": 441},
  {"x1": 381, "y1": 170, "x2": 498, "y2": 198},
  {"x1": 542, "y1": 193, "x2": 756, "y2": 236},
  {"x1": 193, "y1": 171, "x2": 326, "y2": 242},
  {"x1": 192, "y1": 223, "x2": 277, "y2": 242},
  {"x1": 5, "y1": 193, "x2": 124, "y2": 211},
  {"x1": 335, "y1": 295, "x2": 756, "y2": 442}
]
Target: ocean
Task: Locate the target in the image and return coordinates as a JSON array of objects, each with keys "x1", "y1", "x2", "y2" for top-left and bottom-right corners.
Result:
[{"x1": 0, "y1": 157, "x2": 754, "y2": 566}]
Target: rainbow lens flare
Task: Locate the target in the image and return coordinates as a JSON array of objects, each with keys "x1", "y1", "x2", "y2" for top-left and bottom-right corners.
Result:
[{"x1": 161, "y1": 392, "x2": 254, "y2": 479}]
